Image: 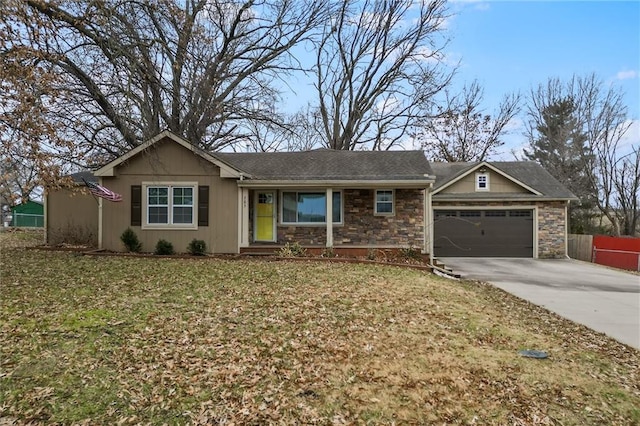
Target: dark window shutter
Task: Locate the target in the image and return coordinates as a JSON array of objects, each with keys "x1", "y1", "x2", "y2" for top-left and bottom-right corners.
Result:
[
  {"x1": 198, "y1": 185, "x2": 209, "y2": 227},
  {"x1": 131, "y1": 185, "x2": 142, "y2": 226}
]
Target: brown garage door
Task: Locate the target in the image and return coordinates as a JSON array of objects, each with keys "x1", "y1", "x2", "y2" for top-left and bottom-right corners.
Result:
[{"x1": 434, "y1": 209, "x2": 534, "y2": 257}]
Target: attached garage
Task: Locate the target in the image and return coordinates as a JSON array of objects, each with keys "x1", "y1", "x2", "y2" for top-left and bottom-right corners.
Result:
[
  {"x1": 429, "y1": 161, "x2": 577, "y2": 259},
  {"x1": 434, "y1": 209, "x2": 534, "y2": 257}
]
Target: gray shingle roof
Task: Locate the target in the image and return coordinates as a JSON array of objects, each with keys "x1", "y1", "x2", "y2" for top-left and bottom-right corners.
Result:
[
  {"x1": 430, "y1": 161, "x2": 576, "y2": 199},
  {"x1": 215, "y1": 149, "x2": 433, "y2": 181},
  {"x1": 69, "y1": 171, "x2": 98, "y2": 184}
]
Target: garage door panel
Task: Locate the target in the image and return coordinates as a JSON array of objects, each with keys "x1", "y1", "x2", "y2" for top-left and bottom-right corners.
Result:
[{"x1": 434, "y1": 210, "x2": 533, "y2": 257}]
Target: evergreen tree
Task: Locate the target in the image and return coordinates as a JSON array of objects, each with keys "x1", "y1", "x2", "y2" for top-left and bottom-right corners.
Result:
[{"x1": 524, "y1": 97, "x2": 597, "y2": 233}]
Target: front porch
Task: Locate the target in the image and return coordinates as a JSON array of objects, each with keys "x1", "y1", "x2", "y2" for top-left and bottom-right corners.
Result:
[{"x1": 238, "y1": 187, "x2": 432, "y2": 256}]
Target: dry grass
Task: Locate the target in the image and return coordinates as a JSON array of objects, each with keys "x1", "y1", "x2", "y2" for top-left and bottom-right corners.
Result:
[{"x1": 1, "y1": 229, "x2": 638, "y2": 425}]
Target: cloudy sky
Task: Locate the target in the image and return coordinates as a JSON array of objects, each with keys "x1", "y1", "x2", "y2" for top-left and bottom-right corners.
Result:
[{"x1": 445, "y1": 0, "x2": 639, "y2": 158}]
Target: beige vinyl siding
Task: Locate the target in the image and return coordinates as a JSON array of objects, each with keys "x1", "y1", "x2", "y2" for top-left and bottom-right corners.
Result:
[
  {"x1": 100, "y1": 138, "x2": 239, "y2": 253},
  {"x1": 442, "y1": 172, "x2": 529, "y2": 194},
  {"x1": 46, "y1": 188, "x2": 98, "y2": 246}
]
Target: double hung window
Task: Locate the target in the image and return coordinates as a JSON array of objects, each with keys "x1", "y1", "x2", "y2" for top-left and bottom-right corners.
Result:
[
  {"x1": 476, "y1": 173, "x2": 489, "y2": 191},
  {"x1": 375, "y1": 190, "x2": 394, "y2": 215},
  {"x1": 146, "y1": 185, "x2": 195, "y2": 226}
]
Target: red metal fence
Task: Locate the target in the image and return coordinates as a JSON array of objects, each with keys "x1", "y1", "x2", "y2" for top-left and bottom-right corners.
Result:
[{"x1": 592, "y1": 235, "x2": 640, "y2": 272}]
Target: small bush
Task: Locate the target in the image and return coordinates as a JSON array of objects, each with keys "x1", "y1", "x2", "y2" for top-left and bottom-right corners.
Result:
[
  {"x1": 367, "y1": 248, "x2": 386, "y2": 261},
  {"x1": 154, "y1": 239, "x2": 175, "y2": 255},
  {"x1": 120, "y1": 227, "x2": 142, "y2": 252},
  {"x1": 366, "y1": 248, "x2": 377, "y2": 260},
  {"x1": 187, "y1": 239, "x2": 207, "y2": 256},
  {"x1": 321, "y1": 246, "x2": 336, "y2": 258},
  {"x1": 278, "y1": 242, "x2": 307, "y2": 258},
  {"x1": 399, "y1": 246, "x2": 421, "y2": 260}
]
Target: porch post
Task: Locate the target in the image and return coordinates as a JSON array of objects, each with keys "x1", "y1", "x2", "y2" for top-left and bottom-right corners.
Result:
[
  {"x1": 97, "y1": 196, "x2": 103, "y2": 249},
  {"x1": 424, "y1": 184, "x2": 433, "y2": 256},
  {"x1": 238, "y1": 187, "x2": 249, "y2": 248},
  {"x1": 326, "y1": 188, "x2": 333, "y2": 247},
  {"x1": 98, "y1": 178, "x2": 103, "y2": 249}
]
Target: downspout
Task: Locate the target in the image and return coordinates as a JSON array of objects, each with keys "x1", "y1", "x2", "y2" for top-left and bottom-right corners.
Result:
[{"x1": 565, "y1": 200, "x2": 570, "y2": 259}]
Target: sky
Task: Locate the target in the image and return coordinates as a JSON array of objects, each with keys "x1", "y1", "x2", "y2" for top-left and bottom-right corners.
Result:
[{"x1": 443, "y1": 0, "x2": 640, "y2": 159}]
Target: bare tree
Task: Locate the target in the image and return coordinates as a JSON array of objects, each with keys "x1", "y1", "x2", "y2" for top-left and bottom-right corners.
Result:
[
  {"x1": 0, "y1": 33, "x2": 74, "y2": 202},
  {"x1": 0, "y1": 135, "x2": 41, "y2": 206},
  {"x1": 525, "y1": 74, "x2": 638, "y2": 236},
  {"x1": 612, "y1": 147, "x2": 640, "y2": 235},
  {"x1": 314, "y1": 0, "x2": 453, "y2": 150},
  {"x1": 415, "y1": 80, "x2": 520, "y2": 161},
  {"x1": 1, "y1": 0, "x2": 332, "y2": 166},
  {"x1": 285, "y1": 105, "x2": 327, "y2": 151},
  {"x1": 575, "y1": 74, "x2": 636, "y2": 235}
]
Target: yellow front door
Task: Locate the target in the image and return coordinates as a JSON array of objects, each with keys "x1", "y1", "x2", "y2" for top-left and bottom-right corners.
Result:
[{"x1": 256, "y1": 192, "x2": 275, "y2": 241}]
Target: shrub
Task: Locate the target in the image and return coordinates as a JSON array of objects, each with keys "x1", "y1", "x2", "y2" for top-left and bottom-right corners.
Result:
[
  {"x1": 120, "y1": 227, "x2": 142, "y2": 252},
  {"x1": 278, "y1": 242, "x2": 306, "y2": 257},
  {"x1": 321, "y1": 246, "x2": 336, "y2": 258},
  {"x1": 399, "y1": 246, "x2": 422, "y2": 261},
  {"x1": 366, "y1": 248, "x2": 377, "y2": 261},
  {"x1": 154, "y1": 239, "x2": 174, "y2": 255},
  {"x1": 187, "y1": 239, "x2": 207, "y2": 256}
]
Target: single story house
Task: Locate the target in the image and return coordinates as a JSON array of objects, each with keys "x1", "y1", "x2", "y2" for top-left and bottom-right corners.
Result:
[{"x1": 45, "y1": 131, "x2": 576, "y2": 259}]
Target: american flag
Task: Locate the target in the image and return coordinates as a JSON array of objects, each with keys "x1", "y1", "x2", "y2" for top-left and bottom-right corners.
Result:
[{"x1": 83, "y1": 179, "x2": 123, "y2": 202}]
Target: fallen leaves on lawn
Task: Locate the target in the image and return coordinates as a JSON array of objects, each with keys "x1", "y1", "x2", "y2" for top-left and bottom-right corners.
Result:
[{"x1": 0, "y1": 232, "x2": 638, "y2": 425}]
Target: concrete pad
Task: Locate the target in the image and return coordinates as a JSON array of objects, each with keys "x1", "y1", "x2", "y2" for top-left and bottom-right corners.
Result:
[{"x1": 441, "y1": 258, "x2": 640, "y2": 349}]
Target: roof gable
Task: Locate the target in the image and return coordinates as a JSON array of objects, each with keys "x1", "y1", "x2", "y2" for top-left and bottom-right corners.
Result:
[
  {"x1": 433, "y1": 161, "x2": 541, "y2": 195},
  {"x1": 94, "y1": 130, "x2": 243, "y2": 178},
  {"x1": 431, "y1": 161, "x2": 576, "y2": 200}
]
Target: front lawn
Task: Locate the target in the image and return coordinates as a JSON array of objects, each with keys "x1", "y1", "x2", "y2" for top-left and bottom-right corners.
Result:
[{"x1": 1, "y1": 230, "x2": 638, "y2": 424}]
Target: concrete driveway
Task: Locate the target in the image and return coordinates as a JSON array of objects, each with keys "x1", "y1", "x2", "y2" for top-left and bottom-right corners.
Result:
[{"x1": 441, "y1": 258, "x2": 640, "y2": 349}]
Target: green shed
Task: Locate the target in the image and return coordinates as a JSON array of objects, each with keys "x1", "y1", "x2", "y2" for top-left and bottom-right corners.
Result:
[{"x1": 11, "y1": 201, "x2": 44, "y2": 227}]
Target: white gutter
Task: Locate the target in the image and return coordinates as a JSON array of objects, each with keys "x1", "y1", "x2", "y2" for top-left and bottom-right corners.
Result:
[
  {"x1": 432, "y1": 196, "x2": 577, "y2": 203},
  {"x1": 237, "y1": 179, "x2": 435, "y2": 189}
]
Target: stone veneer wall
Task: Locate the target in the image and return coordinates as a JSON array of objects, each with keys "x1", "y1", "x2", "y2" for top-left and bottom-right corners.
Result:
[
  {"x1": 334, "y1": 189, "x2": 424, "y2": 247},
  {"x1": 432, "y1": 200, "x2": 568, "y2": 258},
  {"x1": 537, "y1": 201, "x2": 567, "y2": 258},
  {"x1": 277, "y1": 226, "x2": 326, "y2": 245},
  {"x1": 277, "y1": 188, "x2": 424, "y2": 247}
]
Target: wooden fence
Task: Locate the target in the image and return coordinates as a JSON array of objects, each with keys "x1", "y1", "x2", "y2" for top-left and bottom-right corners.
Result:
[{"x1": 568, "y1": 234, "x2": 593, "y2": 262}]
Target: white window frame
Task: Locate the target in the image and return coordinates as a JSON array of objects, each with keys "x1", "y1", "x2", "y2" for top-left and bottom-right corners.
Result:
[
  {"x1": 280, "y1": 190, "x2": 343, "y2": 226},
  {"x1": 142, "y1": 182, "x2": 198, "y2": 229},
  {"x1": 374, "y1": 189, "x2": 395, "y2": 216},
  {"x1": 475, "y1": 173, "x2": 490, "y2": 191}
]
